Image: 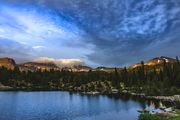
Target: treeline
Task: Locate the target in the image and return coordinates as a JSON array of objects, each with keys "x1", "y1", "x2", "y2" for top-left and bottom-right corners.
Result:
[
  {"x1": 119, "y1": 58, "x2": 180, "y2": 95},
  {"x1": 0, "y1": 67, "x2": 114, "y2": 92},
  {"x1": 0, "y1": 58, "x2": 180, "y2": 95}
]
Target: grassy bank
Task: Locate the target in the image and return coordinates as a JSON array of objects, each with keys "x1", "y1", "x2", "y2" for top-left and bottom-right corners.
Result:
[{"x1": 138, "y1": 110, "x2": 180, "y2": 120}]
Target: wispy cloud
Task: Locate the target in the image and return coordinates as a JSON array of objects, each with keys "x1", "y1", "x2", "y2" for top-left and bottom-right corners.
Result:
[
  {"x1": 32, "y1": 46, "x2": 45, "y2": 49},
  {"x1": 0, "y1": 4, "x2": 92, "y2": 64},
  {"x1": 0, "y1": 0, "x2": 180, "y2": 67},
  {"x1": 0, "y1": 5, "x2": 81, "y2": 45},
  {"x1": 0, "y1": 38, "x2": 34, "y2": 62}
]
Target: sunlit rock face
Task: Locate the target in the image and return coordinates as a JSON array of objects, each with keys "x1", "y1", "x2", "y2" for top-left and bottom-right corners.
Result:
[
  {"x1": 131, "y1": 56, "x2": 176, "y2": 68},
  {"x1": 94, "y1": 67, "x2": 122, "y2": 73},
  {"x1": 144, "y1": 56, "x2": 176, "y2": 66},
  {"x1": 19, "y1": 62, "x2": 59, "y2": 72},
  {"x1": 0, "y1": 57, "x2": 16, "y2": 70}
]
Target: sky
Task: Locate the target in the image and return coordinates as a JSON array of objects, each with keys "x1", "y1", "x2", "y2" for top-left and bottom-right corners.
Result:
[{"x1": 0, "y1": 0, "x2": 180, "y2": 67}]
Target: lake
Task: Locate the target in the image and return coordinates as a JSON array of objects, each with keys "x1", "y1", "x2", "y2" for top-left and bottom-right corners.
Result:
[{"x1": 0, "y1": 91, "x2": 163, "y2": 120}]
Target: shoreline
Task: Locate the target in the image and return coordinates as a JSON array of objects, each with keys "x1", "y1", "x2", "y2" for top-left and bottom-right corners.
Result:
[
  {"x1": 0, "y1": 87, "x2": 180, "y2": 104},
  {"x1": 121, "y1": 91, "x2": 180, "y2": 103}
]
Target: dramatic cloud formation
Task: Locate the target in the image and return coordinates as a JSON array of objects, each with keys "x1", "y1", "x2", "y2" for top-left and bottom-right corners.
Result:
[
  {"x1": 0, "y1": 0, "x2": 180, "y2": 67},
  {"x1": 0, "y1": 38, "x2": 35, "y2": 62},
  {"x1": 33, "y1": 57, "x2": 84, "y2": 67}
]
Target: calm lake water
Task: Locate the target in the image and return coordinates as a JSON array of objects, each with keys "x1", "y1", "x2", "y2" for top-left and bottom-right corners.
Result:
[{"x1": 0, "y1": 91, "x2": 162, "y2": 120}]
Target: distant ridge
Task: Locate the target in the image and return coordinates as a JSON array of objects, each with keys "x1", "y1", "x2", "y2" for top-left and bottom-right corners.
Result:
[
  {"x1": 130, "y1": 56, "x2": 177, "y2": 69},
  {"x1": 19, "y1": 62, "x2": 59, "y2": 72},
  {"x1": 0, "y1": 56, "x2": 178, "y2": 72}
]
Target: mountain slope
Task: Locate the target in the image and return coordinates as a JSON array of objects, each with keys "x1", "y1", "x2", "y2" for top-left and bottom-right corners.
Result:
[
  {"x1": 0, "y1": 57, "x2": 16, "y2": 70},
  {"x1": 19, "y1": 62, "x2": 59, "y2": 72},
  {"x1": 130, "y1": 56, "x2": 177, "y2": 68}
]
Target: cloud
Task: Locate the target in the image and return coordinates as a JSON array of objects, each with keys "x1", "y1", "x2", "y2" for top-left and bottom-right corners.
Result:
[
  {"x1": 0, "y1": 38, "x2": 35, "y2": 62},
  {"x1": 0, "y1": 3, "x2": 92, "y2": 64},
  {"x1": 0, "y1": 5, "x2": 83, "y2": 46},
  {"x1": 33, "y1": 57, "x2": 84, "y2": 67},
  {"x1": 0, "y1": 0, "x2": 180, "y2": 67},
  {"x1": 32, "y1": 46, "x2": 45, "y2": 49}
]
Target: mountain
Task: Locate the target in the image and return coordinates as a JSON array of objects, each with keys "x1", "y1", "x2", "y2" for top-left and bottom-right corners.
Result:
[
  {"x1": 0, "y1": 57, "x2": 16, "y2": 70},
  {"x1": 130, "y1": 56, "x2": 177, "y2": 68},
  {"x1": 0, "y1": 57, "x2": 92, "y2": 72},
  {"x1": 72, "y1": 65, "x2": 92, "y2": 72},
  {"x1": 0, "y1": 56, "x2": 177, "y2": 72},
  {"x1": 19, "y1": 62, "x2": 59, "y2": 72},
  {"x1": 94, "y1": 67, "x2": 121, "y2": 73},
  {"x1": 62, "y1": 66, "x2": 120, "y2": 73},
  {"x1": 62, "y1": 65, "x2": 92, "y2": 72}
]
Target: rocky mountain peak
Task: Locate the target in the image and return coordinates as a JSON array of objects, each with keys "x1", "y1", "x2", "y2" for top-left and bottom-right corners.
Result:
[
  {"x1": 0, "y1": 57, "x2": 16, "y2": 70},
  {"x1": 131, "y1": 56, "x2": 176, "y2": 68}
]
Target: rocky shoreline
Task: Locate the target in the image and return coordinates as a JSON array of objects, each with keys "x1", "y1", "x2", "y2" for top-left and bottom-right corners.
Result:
[
  {"x1": 80, "y1": 89, "x2": 180, "y2": 102},
  {"x1": 0, "y1": 85, "x2": 180, "y2": 104},
  {"x1": 146, "y1": 95, "x2": 180, "y2": 102},
  {"x1": 0, "y1": 83, "x2": 13, "y2": 90},
  {"x1": 122, "y1": 91, "x2": 180, "y2": 103}
]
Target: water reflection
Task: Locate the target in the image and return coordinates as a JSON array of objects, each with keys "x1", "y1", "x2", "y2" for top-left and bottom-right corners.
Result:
[{"x1": 0, "y1": 91, "x2": 167, "y2": 120}]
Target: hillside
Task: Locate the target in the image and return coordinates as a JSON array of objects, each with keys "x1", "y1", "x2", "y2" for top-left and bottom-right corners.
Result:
[
  {"x1": 130, "y1": 56, "x2": 177, "y2": 69},
  {"x1": 19, "y1": 62, "x2": 60, "y2": 72},
  {"x1": 0, "y1": 57, "x2": 16, "y2": 70}
]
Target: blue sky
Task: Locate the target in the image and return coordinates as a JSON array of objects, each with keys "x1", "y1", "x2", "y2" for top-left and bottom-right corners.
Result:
[{"x1": 0, "y1": 0, "x2": 180, "y2": 67}]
